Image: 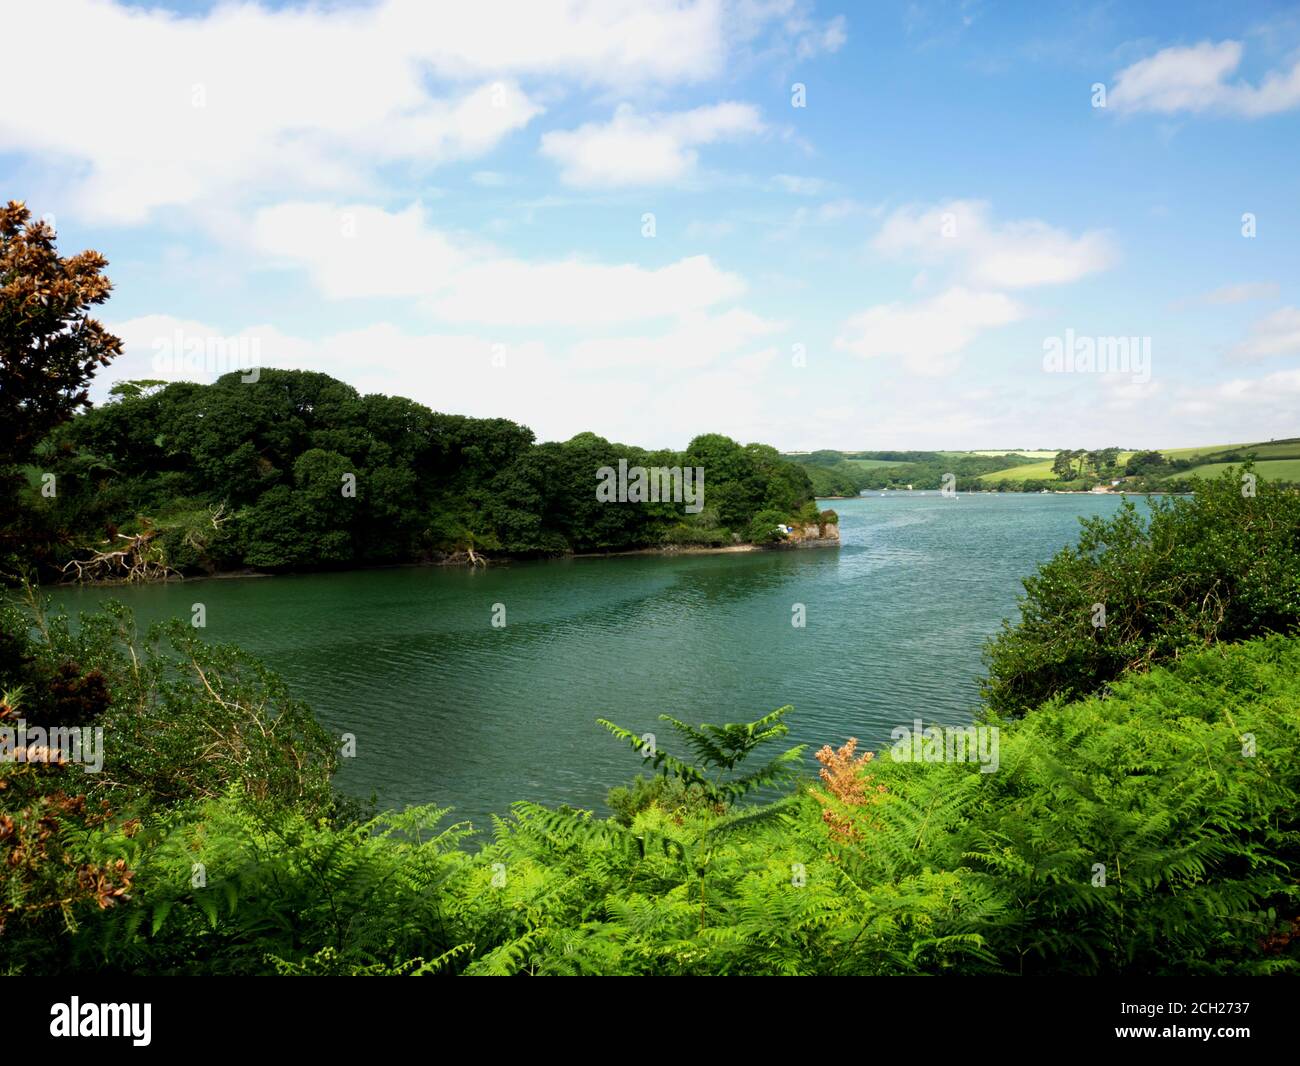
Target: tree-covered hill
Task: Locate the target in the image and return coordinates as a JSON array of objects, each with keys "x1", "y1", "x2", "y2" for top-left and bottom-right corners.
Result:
[
  {"x1": 785, "y1": 449, "x2": 1040, "y2": 495},
  {"x1": 10, "y1": 370, "x2": 827, "y2": 579}
]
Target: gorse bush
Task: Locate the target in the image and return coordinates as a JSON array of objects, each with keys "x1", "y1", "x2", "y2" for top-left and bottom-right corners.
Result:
[
  {"x1": 0, "y1": 591, "x2": 338, "y2": 814},
  {"x1": 0, "y1": 592, "x2": 338, "y2": 972},
  {"x1": 982, "y1": 465, "x2": 1300, "y2": 716}
]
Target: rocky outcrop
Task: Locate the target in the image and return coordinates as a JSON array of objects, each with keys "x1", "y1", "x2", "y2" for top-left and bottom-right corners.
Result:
[{"x1": 781, "y1": 521, "x2": 840, "y2": 548}]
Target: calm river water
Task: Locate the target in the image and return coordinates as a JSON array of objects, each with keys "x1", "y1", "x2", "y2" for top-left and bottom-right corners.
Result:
[{"x1": 50, "y1": 492, "x2": 1139, "y2": 827}]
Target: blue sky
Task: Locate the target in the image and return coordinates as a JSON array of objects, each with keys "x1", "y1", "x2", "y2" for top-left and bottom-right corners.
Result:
[{"x1": 4, "y1": 0, "x2": 1300, "y2": 451}]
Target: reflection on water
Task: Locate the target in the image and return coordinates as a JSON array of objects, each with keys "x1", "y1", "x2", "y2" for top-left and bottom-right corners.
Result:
[{"x1": 51, "y1": 492, "x2": 1138, "y2": 827}]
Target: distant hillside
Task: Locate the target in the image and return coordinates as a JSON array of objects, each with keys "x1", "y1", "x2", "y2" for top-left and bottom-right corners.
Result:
[
  {"x1": 978, "y1": 439, "x2": 1300, "y2": 487},
  {"x1": 782, "y1": 450, "x2": 1039, "y2": 495},
  {"x1": 785, "y1": 440, "x2": 1300, "y2": 496}
]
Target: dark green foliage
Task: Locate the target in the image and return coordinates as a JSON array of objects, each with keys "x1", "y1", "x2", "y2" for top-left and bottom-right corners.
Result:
[
  {"x1": 982, "y1": 464, "x2": 1300, "y2": 715},
  {"x1": 801, "y1": 461, "x2": 866, "y2": 497},
  {"x1": 745, "y1": 508, "x2": 789, "y2": 544},
  {"x1": 17, "y1": 370, "x2": 820, "y2": 577},
  {"x1": 1126, "y1": 449, "x2": 1168, "y2": 476}
]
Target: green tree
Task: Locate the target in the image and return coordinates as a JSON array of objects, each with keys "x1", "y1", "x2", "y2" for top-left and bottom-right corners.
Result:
[{"x1": 982, "y1": 464, "x2": 1300, "y2": 715}]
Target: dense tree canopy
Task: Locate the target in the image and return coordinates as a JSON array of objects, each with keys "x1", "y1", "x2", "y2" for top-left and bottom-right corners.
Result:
[{"x1": 15, "y1": 369, "x2": 820, "y2": 578}]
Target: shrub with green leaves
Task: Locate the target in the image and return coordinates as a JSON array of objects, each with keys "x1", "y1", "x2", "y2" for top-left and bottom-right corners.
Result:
[
  {"x1": 6, "y1": 598, "x2": 1300, "y2": 976},
  {"x1": 982, "y1": 465, "x2": 1300, "y2": 715}
]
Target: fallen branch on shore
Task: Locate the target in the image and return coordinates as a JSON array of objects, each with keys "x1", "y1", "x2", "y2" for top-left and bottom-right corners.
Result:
[{"x1": 62, "y1": 530, "x2": 182, "y2": 584}]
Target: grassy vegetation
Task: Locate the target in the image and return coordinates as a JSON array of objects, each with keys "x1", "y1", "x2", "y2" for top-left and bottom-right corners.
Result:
[
  {"x1": 976, "y1": 438, "x2": 1300, "y2": 486},
  {"x1": 840, "y1": 458, "x2": 915, "y2": 469},
  {"x1": 978, "y1": 453, "x2": 1136, "y2": 483},
  {"x1": 1185, "y1": 458, "x2": 1300, "y2": 481},
  {"x1": 793, "y1": 440, "x2": 1300, "y2": 494}
]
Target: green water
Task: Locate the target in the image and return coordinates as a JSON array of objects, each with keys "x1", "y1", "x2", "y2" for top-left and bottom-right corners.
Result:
[{"x1": 50, "y1": 492, "x2": 1139, "y2": 827}]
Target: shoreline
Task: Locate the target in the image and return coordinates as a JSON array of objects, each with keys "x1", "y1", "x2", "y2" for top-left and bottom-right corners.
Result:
[
  {"x1": 38, "y1": 535, "x2": 841, "y2": 588},
  {"x1": 572, "y1": 538, "x2": 840, "y2": 560},
  {"x1": 819, "y1": 489, "x2": 1195, "y2": 498}
]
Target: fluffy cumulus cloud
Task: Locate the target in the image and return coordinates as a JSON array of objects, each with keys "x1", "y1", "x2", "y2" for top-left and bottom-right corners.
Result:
[
  {"x1": 1109, "y1": 40, "x2": 1300, "y2": 117},
  {"x1": 872, "y1": 200, "x2": 1116, "y2": 288},
  {"x1": 428, "y1": 254, "x2": 747, "y2": 326},
  {"x1": 0, "y1": 0, "x2": 779, "y2": 222},
  {"x1": 832, "y1": 200, "x2": 1114, "y2": 376},
  {"x1": 1230, "y1": 307, "x2": 1300, "y2": 361},
  {"x1": 833, "y1": 287, "x2": 1024, "y2": 376},
  {"x1": 251, "y1": 203, "x2": 466, "y2": 300},
  {"x1": 250, "y1": 201, "x2": 747, "y2": 328},
  {"x1": 540, "y1": 103, "x2": 765, "y2": 187},
  {"x1": 566, "y1": 308, "x2": 783, "y2": 369},
  {"x1": 1167, "y1": 367, "x2": 1300, "y2": 441}
]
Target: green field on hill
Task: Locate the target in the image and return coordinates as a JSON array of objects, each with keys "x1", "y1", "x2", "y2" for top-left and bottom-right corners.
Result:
[
  {"x1": 978, "y1": 453, "x2": 1135, "y2": 482},
  {"x1": 1184, "y1": 458, "x2": 1300, "y2": 481},
  {"x1": 977, "y1": 439, "x2": 1300, "y2": 484}
]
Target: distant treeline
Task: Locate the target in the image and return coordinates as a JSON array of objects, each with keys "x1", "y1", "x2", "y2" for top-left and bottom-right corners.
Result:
[
  {"x1": 789, "y1": 450, "x2": 1040, "y2": 496},
  {"x1": 7, "y1": 370, "x2": 825, "y2": 579},
  {"x1": 792, "y1": 443, "x2": 1300, "y2": 496}
]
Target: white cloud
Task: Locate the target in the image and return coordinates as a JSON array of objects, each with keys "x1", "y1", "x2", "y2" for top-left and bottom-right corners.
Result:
[
  {"x1": 833, "y1": 287, "x2": 1025, "y2": 375},
  {"x1": 567, "y1": 309, "x2": 783, "y2": 369},
  {"x1": 430, "y1": 254, "x2": 746, "y2": 326},
  {"x1": 0, "y1": 0, "x2": 777, "y2": 223},
  {"x1": 251, "y1": 201, "x2": 747, "y2": 327},
  {"x1": 727, "y1": 2, "x2": 848, "y2": 63},
  {"x1": 796, "y1": 14, "x2": 848, "y2": 58},
  {"x1": 540, "y1": 102, "x2": 764, "y2": 187},
  {"x1": 1110, "y1": 40, "x2": 1300, "y2": 117},
  {"x1": 252, "y1": 203, "x2": 465, "y2": 300},
  {"x1": 872, "y1": 200, "x2": 1116, "y2": 288},
  {"x1": 1191, "y1": 281, "x2": 1280, "y2": 306},
  {"x1": 1165, "y1": 367, "x2": 1300, "y2": 441},
  {"x1": 377, "y1": 0, "x2": 731, "y2": 85},
  {"x1": 1230, "y1": 306, "x2": 1300, "y2": 360}
]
